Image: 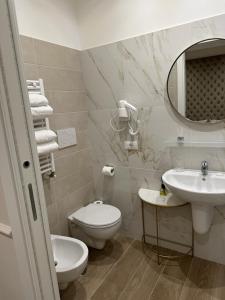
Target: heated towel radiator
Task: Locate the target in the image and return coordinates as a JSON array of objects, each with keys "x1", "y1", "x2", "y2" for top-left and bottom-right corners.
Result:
[{"x1": 27, "y1": 79, "x2": 56, "y2": 177}]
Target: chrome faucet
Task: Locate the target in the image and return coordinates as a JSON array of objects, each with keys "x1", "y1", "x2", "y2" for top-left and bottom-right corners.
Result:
[{"x1": 201, "y1": 160, "x2": 208, "y2": 176}]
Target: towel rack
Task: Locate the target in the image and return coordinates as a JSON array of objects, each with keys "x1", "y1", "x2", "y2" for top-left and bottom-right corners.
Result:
[
  {"x1": 0, "y1": 223, "x2": 12, "y2": 238},
  {"x1": 27, "y1": 79, "x2": 56, "y2": 177}
]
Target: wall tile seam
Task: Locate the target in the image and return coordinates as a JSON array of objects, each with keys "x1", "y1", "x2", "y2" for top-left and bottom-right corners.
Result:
[
  {"x1": 87, "y1": 104, "x2": 163, "y2": 113},
  {"x1": 20, "y1": 35, "x2": 80, "y2": 53},
  {"x1": 23, "y1": 62, "x2": 38, "y2": 67},
  {"x1": 48, "y1": 109, "x2": 88, "y2": 114},
  {"x1": 52, "y1": 185, "x2": 94, "y2": 206},
  {"x1": 23, "y1": 69, "x2": 85, "y2": 91},
  {"x1": 20, "y1": 35, "x2": 82, "y2": 53},
  {"x1": 54, "y1": 147, "x2": 91, "y2": 158},
  {"x1": 53, "y1": 167, "x2": 94, "y2": 182},
  {"x1": 37, "y1": 65, "x2": 82, "y2": 73},
  {"x1": 24, "y1": 66, "x2": 85, "y2": 89},
  {"x1": 35, "y1": 87, "x2": 85, "y2": 92},
  {"x1": 23, "y1": 59, "x2": 37, "y2": 64},
  {"x1": 23, "y1": 60, "x2": 82, "y2": 73},
  {"x1": 54, "y1": 147, "x2": 92, "y2": 161},
  {"x1": 53, "y1": 111, "x2": 89, "y2": 116},
  {"x1": 54, "y1": 163, "x2": 93, "y2": 177},
  {"x1": 55, "y1": 151, "x2": 90, "y2": 163},
  {"x1": 53, "y1": 180, "x2": 95, "y2": 203},
  {"x1": 45, "y1": 90, "x2": 86, "y2": 95}
]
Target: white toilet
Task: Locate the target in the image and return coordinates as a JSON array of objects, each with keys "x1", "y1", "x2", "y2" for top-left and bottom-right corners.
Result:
[
  {"x1": 51, "y1": 235, "x2": 88, "y2": 290},
  {"x1": 68, "y1": 202, "x2": 122, "y2": 249}
]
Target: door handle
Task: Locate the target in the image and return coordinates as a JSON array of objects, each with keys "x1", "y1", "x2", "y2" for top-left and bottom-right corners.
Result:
[{"x1": 28, "y1": 183, "x2": 37, "y2": 221}]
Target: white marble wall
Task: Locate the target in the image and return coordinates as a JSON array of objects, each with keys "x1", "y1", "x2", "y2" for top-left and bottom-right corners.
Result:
[{"x1": 81, "y1": 14, "x2": 225, "y2": 265}]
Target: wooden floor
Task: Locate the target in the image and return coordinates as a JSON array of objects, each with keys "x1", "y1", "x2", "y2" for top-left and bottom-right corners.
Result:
[{"x1": 61, "y1": 234, "x2": 225, "y2": 300}]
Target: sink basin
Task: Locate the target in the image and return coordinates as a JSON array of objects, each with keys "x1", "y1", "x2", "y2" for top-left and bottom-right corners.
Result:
[
  {"x1": 162, "y1": 169, "x2": 225, "y2": 234},
  {"x1": 162, "y1": 169, "x2": 225, "y2": 205}
]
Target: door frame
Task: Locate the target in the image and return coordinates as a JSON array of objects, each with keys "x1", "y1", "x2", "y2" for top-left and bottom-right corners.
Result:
[{"x1": 0, "y1": 1, "x2": 60, "y2": 299}]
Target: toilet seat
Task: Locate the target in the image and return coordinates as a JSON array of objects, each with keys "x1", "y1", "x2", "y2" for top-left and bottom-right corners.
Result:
[{"x1": 70, "y1": 203, "x2": 121, "y2": 229}]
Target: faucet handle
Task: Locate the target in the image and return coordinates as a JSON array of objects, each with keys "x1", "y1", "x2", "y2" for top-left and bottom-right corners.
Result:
[{"x1": 201, "y1": 160, "x2": 208, "y2": 169}]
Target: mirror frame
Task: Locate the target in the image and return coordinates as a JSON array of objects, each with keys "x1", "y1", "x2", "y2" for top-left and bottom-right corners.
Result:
[{"x1": 166, "y1": 37, "x2": 225, "y2": 130}]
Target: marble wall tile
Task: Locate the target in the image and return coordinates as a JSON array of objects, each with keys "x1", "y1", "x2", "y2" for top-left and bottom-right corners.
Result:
[
  {"x1": 81, "y1": 14, "x2": 225, "y2": 264},
  {"x1": 64, "y1": 48, "x2": 81, "y2": 71},
  {"x1": 43, "y1": 179, "x2": 56, "y2": 206},
  {"x1": 34, "y1": 39, "x2": 81, "y2": 71},
  {"x1": 35, "y1": 39, "x2": 67, "y2": 69},
  {"x1": 52, "y1": 111, "x2": 88, "y2": 131},
  {"x1": 54, "y1": 149, "x2": 92, "y2": 179},
  {"x1": 54, "y1": 130, "x2": 89, "y2": 159},
  {"x1": 46, "y1": 90, "x2": 87, "y2": 113},
  {"x1": 47, "y1": 202, "x2": 60, "y2": 233},
  {"x1": 23, "y1": 63, "x2": 39, "y2": 80},
  {"x1": 57, "y1": 182, "x2": 95, "y2": 235},
  {"x1": 20, "y1": 36, "x2": 37, "y2": 64},
  {"x1": 38, "y1": 66, "x2": 84, "y2": 91},
  {"x1": 81, "y1": 44, "x2": 125, "y2": 110}
]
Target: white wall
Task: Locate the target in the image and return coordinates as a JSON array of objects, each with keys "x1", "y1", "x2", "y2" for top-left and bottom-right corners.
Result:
[
  {"x1": 14, "y1": 0, "x2": 81, "y2": 49},
  {"x1": 75, "y1": 0, "x2": 225, "y2": 49},
  {"x1": 14, "y1": 0, "x2": 225, "y2": 50}
]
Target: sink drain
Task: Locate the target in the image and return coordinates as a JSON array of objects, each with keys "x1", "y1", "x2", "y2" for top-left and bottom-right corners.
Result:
[{"x1": 54, "y1": 260, "x2": 58, "y2": 267}]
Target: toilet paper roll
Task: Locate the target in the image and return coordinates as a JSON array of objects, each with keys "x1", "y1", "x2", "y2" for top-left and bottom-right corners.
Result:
[{"x1": 102, "y1": 166, "x2": 115, "y2": 177}]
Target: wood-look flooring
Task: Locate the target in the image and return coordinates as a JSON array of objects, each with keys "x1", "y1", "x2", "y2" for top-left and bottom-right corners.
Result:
[{"x1": 61, "y1": 234, "x2": 225, "y2": 300}]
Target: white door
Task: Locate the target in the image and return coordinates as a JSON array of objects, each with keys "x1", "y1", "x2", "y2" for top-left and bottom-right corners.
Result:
[{"x1": 0, "y1": 1, "x2": 60, "y2": 299}]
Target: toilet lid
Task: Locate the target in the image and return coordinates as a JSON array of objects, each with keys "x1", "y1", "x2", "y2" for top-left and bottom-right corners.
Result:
[{"x1": 71, "y1": 203, "x2": 121, "y2": 228}]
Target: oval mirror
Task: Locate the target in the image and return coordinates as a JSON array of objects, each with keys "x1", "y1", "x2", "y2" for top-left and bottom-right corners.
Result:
[{"x1": 167, "y1": 38, "x2": 225, "y2": 124}]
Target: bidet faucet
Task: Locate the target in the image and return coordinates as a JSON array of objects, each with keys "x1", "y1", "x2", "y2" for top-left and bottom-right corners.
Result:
[{"x1": 201, "y1": 160, "x2": 208, "y2": 176}]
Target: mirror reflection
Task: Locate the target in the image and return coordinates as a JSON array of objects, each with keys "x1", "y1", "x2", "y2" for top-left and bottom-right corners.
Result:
[{"x1": 167, "y1": 38, "x2": 225, "y2": 123}]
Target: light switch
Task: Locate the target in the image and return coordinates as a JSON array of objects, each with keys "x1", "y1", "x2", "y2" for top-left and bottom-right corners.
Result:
[{"x1": 57, "y1": 128, "x2": 77, "y2": 149}]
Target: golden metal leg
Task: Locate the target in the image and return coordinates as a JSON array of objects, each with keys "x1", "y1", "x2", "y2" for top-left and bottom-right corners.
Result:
[
  {"x1": 141, "y1": 200, "x2": 146, "y2": 244},
  {"x1": 141, "y1": 200, "x2": 194, "y2": 264},
  {"x1": 156, "y1": 206, "x2": 160, "y2": 265}
]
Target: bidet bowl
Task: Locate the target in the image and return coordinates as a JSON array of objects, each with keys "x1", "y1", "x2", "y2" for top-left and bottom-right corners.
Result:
[
  {"x1": 162, "y1": 169, "x2": 225, "y2": 234},
  {"x1": 51, "y1": 235, "x2": 88, "y2": 290}
]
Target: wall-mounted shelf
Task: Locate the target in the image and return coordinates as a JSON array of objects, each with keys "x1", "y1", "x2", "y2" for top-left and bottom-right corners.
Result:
[{"x1": 165, "y1": 141, "x2": 225, "y2": 148}]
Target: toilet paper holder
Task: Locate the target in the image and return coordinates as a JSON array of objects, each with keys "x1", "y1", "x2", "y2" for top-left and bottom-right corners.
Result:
[{"x1": 102, "y1": 164, "x2": 115, "y2": 176}]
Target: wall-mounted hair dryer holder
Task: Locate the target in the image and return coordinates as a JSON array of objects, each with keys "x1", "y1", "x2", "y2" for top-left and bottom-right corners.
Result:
[{"x1": 118, "y1": 100, "x2": 137, "y2": 120}]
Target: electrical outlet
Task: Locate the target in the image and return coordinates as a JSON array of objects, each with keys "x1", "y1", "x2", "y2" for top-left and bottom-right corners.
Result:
[{"x1": 124, "y1": 140, "x2": 138, "y2": 150}]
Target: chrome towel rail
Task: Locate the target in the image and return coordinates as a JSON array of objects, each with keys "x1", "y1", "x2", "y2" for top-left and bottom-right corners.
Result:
[{"x1": 27, "y1": 79, "x2": 56, "y2": 177}]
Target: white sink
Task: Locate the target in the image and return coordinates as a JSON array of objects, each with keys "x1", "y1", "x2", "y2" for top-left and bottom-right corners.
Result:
[{"x1": 162, "y1": 169, "x2": 225, "y2": 234}]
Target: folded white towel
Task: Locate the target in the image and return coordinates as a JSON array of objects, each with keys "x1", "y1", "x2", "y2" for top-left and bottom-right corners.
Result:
[
  {"x1": 31, "y1": 105, "x2": 53, "y2": 119},
  {"x1": 29, "y1": 94, "x2": 49, "y2": 107},
  {"x1": 35, "y1": 129, "x2": 57, "y2": 144},
  {"x1": 37, "y1": 141, "x2": 59, "y2": 156}
]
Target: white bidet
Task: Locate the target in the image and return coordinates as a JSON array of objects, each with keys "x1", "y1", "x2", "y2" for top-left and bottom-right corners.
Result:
[{"x1": 51, "y1": 235, "x2": 88, "y2": 290}]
